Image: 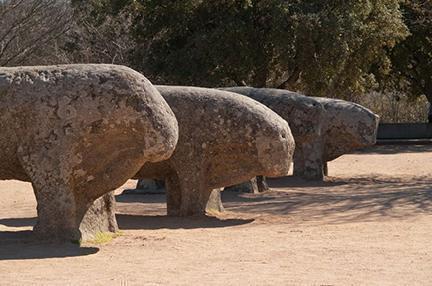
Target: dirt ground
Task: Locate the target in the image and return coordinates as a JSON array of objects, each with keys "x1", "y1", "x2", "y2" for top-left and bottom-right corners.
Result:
[{"x1": 1, "y1": 145, "x2": 432, "y2": 285}]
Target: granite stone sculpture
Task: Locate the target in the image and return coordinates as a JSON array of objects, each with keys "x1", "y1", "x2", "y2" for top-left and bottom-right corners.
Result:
[
  {"x1": 221, "y1": 87, "x2": 326, "y2": 181},
  {"x1": 222, "y1": 87, "x2": 379, "y2": 188},
  {"x1": 135, "y1": 86, "x2": 295, "y2": 216},
  {"x1": 0, "y1": 64, "x2": 178, "y2": 241},
  {"x1": 313, "y1": 97, "x2": 379, "y2": 175}
]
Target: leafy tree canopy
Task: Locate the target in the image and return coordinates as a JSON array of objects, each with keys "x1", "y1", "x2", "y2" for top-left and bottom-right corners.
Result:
[
  {"x1": 74, "y1": 0, "x2": 408, "y2": 99},
  {"x1": 382, "y1": 0, "x2": 432, "y2": 102}
]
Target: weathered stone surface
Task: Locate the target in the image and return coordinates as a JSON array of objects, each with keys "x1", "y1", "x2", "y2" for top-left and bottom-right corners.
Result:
[
  {"x1": 221, "y1": 87, "x2": 326, "y2": 180},
  {"x1": 78, "y1": 192, "x2": 118, "y2": 239},
  {"x1": 313, "y1": 97, "x2": 379, "y2": 163},
  {"x1": 135, "y1": 86, "x2": 295, "y2": 216},
  {"x1": 0, "y1": 64, "x2": 178, "y2": 241},
  {"x1": 222, "y1": 87, "x2": 379, "y2": 183},
  {"x1": 256, "y1": 175, "x2": 270, "y2": 192}
]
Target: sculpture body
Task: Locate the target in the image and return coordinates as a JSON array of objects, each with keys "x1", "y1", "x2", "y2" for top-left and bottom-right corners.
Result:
[
  {"x1": 223, "y1": 87, "x2": 379, "y2": 182},
  {"x1": 135, "y1": 86, "x2": 295, "y2": 216},
  {"x1": 221, "y1": 87, "x2": 325, "y2": 180},
  {"x1": 0, "y1": 64, "x2": 178, "y2": 241}
]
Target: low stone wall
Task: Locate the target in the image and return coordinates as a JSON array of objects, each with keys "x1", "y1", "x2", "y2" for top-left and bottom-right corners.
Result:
[{"x1": 378, "y1": 123, "x2": 432, "y2": 140}]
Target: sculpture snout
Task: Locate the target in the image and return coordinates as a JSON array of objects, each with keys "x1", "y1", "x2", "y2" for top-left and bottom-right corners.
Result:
[
  {"x1": 143, "y1": 102, "x2": 179, "y2": 163},
  {"x1": 357, "y1": 109, "x2": 380, "y2": 147},
  {"x1": 258, "y1": 120, "x2": 295, "y2": 177}
]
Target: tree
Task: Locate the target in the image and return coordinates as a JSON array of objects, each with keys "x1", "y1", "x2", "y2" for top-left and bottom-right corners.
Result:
[
  {"x1": 0, "y1": 0, "x2": 73, "y2": 66},
  {"x1": 67, "y1": 0, "x2": 137, "y2": 65},
  {"x1": 382, "y1": 0, "x2": 432, "y2": 103},
  {"x1": 124, "y1": 0, "x2": 408, "y2": 100}
]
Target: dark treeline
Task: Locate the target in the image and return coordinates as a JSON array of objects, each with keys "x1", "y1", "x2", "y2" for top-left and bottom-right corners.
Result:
[{"x1": 1, "y1": 0, "x2": 431, "y2": 122}]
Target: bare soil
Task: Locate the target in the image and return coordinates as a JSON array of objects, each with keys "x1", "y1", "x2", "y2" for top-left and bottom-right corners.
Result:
[{"x1": 1, "y1": 145, "x2": 432, "y2": 285}]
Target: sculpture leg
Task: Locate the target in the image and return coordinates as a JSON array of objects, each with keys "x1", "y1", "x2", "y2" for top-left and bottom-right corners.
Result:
[
  {"x1": 166, "y1": 169, "x2": 224, "y2": 216},
  {"x1": 293, "y1": 148, "x2": 306, "y2": 178},
  {"x1": 165, "y1": 173, "x2": 182, "y2": 216},
  {"x1": 302, "y1": 141, "x2": 324, "y2": 180},
  {"x1": 204, "y1": 189, "x2": 224, "y2": 214},
  {"x1": 256, "y1": 176, "x2": 269, "y2": 192},
  {"x1": 30, "y1": 180, "x2": 82, "y2": 241},
  {"x1": 79, "y1": 192, "x2": 118, "y2": 240},
  {"x1": 178, "y1": 186, "x2": 223, "y2": 216},
  {"x1": 323, "y1": 162, "x2": 329, "y2": 176},
  {"x1": 31, "y1": 179, "x2": 117, "y2": 242},
  {"x1": 294, "y1": 141, "x2": 324, "y2": 181}
]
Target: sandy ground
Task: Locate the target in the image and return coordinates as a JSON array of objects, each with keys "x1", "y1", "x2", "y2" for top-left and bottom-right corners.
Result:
[{"x1": 1, "y1": 145, "x2": 432, "y2": 285}]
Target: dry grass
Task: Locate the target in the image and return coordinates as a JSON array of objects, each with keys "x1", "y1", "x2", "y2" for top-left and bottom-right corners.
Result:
[{"x1": 355, "y1": 92, "x2": 428, "y2": 123}]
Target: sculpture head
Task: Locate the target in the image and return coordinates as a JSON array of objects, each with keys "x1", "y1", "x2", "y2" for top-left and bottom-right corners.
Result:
[
  {"x1": 111, "y1": 67, "x2": 179, "y2": 164},
  {"x1": 253, "y1": 111, "x2": 295, "y2": 178},
  {"x1": 314, "y1": 97, "x2": 379, "y2": 161},
  {"x1": 136, "y1": 83, "x2": 179, "y2": 163}
]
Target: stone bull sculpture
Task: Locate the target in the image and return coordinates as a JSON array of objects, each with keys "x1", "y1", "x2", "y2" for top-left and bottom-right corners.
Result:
[
  {"x1": 134, "y1": 86, "x2": 295, "y2": 216},
  {"x1": 0, "y1": 65, "x2": 178, "y2": 241},
  {"x1": 313, "y1": 97, "x2": 379, "y2": 175},
  {"x1": 221, "y1": 87, "x2": 326, "y2": 180},
  {"x1": 223, "y1": 87, "x2": 378, "y2": 190}
]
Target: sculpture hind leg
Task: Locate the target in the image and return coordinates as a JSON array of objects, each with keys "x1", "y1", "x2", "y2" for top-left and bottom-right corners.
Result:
[
  {"x1": 78, "y1": 192, "x2": 118, "y2": 240},
  {"x1": 178, "y1": 184, "x2": 224, "y2": 216},
  {"x1": 165, "y1": 168, "x2": 224, "y2": 216},
  {"x1": 205, "y1": 189, "x2": 224, "y2": 215},
  {"x1": 165, "y1": 172, "x2": 182, "y2": 216},
  {"x1": 256, "y1": 176, "x2": 269, "y2": 192},
  {"x1": 323, "y1": 162, "x2": 329, "y2": 176}
]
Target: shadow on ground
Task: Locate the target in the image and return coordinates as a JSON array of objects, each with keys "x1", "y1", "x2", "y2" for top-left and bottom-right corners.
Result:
[
  {"x1": 266, "y1": 176, "x2": 348, "y2": 188},
  {"x1": 0, "y1": 230, "x2": 98, "y2": 261},
  {"x1": 117, "y1": 174, "x2": 432, "y2": 225},
  {"x1": 222, "y1": 175, "x2": 432, "y2": 224},
  {"x1": 2, "y1": 173, "x2": 431, "y2": 249},
  {"x1": 116, "y1": 193, "x2": 166, "y2": 204},
  {"x1": 116, "y1": 214, "x2": 254, "y2": 230},
  {"x1": 0, "y1": 217, "x2": 37, "y2": 227},
  {"x1": 0, "y1": 215, "x2": 252, "y2": 260}
]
